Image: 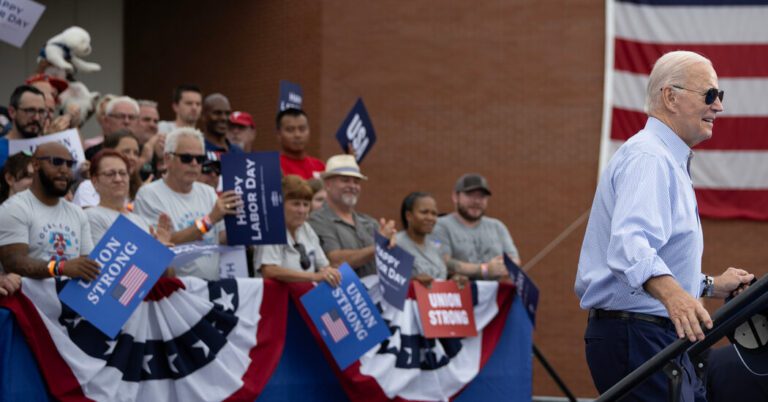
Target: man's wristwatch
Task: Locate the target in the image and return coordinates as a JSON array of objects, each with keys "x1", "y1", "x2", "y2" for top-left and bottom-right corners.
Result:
[{"x1": 701, "y1": 275, "x2": 715, "y2": 298}]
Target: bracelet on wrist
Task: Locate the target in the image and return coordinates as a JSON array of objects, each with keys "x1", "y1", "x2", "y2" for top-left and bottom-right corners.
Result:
[
  {"x1": 480, "y1": 263, "x2": 489, "y2": 280},
  {"x1": 48, "y1": 260, "x2": 56, "y2": 277}
]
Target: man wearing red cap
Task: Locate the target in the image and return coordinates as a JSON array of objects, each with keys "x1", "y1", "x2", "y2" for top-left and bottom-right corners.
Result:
[
  {"x1": 228, "y1": 111, "x2": 256, "y2": 152},
  {"x1": 276, "y1": 108, "x2": 325, "y2": 180}
]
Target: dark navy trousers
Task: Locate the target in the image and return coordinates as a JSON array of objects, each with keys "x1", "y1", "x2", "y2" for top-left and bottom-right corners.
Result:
[{"x1": 585, "y1": 316, "x2": 706, "y2": 402}]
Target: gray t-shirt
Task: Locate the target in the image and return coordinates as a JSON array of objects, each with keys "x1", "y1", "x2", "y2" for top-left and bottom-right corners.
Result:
[
  {"x1": 0, "y1": 190, "x2": 94, "y2": 264},
  {"x1": 395, "y1": 231, "x2": 447, "y2": 280},
  {"x1": 254, "y1": 222, "x2": 329, "y2": 273},
  {"x1": 308, "y1": 203, "x2": 379, "y2": 277},
  {"x1": 431, "y1": 213, "x2": 519, "y2": 264},
  {"x1": 134, "y1": 179, "x2": 221, "y2": 280},
  {"x1": 85, "y1": 206, "x2": 151, "y2": 245}
]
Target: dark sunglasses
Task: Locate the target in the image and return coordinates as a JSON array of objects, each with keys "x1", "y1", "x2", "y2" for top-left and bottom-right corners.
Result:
[
  {"x1": 201, "y1": 161, "x2": 221, "y2": 175},
  {"x1": 294, "y1": 243, "x2": 312, "y2": 270},
  {"x1": 169, "y1": 152, "x2": 206, "y2": 165},
  {"x1": 36, "y1": 156, "x2": 76, "y2": 168},
  {"x1": 672, "y1": 85, "x2": 724, "y2": 105}
]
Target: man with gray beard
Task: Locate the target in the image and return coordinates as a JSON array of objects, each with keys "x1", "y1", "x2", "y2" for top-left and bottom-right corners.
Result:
[{"x1": 309, "y1": 155, "x2": 396, "y2": 278}]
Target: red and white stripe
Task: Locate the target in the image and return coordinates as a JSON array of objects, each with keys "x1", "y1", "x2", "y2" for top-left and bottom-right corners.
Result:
[
  {"x1": 601, "y1": 1, "x2": 768, "y2": 219},
  {"x1": 321, "y1": 312, "x2": 349, "y2": 342},
  {"x1": 118, "y1": 266, "x2": 148, "y2": 306}
]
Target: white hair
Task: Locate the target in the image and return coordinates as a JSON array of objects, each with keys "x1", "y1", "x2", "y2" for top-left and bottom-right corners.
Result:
[
  {"x1": 137, "y1": 99, "x2": 158, "y2": 109},
  {"x1": 105, "y1": 96, "x2": 139, "y2": 115},
  {"x1": 644, "y1": 51, "x2": 713, "y2": 115},
  {"x1": 164, "y1": 127, "x2": 205, "y2": 154}
]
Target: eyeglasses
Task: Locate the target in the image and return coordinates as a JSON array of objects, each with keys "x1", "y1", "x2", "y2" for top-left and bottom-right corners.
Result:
[
  {"x1": 671, "y1": 85, "x2": 724, "y2": 105},
  {"x1": 36, "y1": 156, "x2": 76, "y2": 168},
  {"x1": 108, "y1": 113, "x2": 139, "y2": 122},
  {"x1": 19, "y1": 108, "x2": 48, "y2": 117},
  {"x1": 98, "y1": 170, "x2": 129, "y2": 179},
  {"x1": 201, "y1": 161, "x2": 221, "y2": 175},
  {"x1": 169, "y1": 152, "x2": 206, "y2": 165},
  {"x1": 294, "y1": 243, "x2": 311, "y2": 270}
]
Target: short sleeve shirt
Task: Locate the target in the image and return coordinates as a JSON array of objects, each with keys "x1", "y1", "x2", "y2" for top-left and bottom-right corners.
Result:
[
  {"x1": 432, "y1": 213, "x2": 519, "y2": 263},
  {"x1": 72, "y1": 179, "x2": 100, "y2": 207},
  {"x1": 85, "y1": 206, "x2": 151, "y2": 245},
  {"x1": 255, "y1": 222, "x2": 329, "y2": 273},
  {"x1": 134, "y1": 179, "x2": 221, "y2": 280},
  {"x1": 280, "y1": 154, "x2": 326, "y2": 180},
  {"x1": 0, "y1": 190, "x2": 94, "y2": 263},
  {"x1": 395, "y1": 231, "x2": 447, "y2": 280},
  {"x1": 308, "y1": 203, "x2": 379, "y2": 277}
]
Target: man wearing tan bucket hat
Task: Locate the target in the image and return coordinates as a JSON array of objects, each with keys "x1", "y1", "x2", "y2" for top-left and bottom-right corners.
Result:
[{"x1": 308, "y1": 154, "x2": 396, "y2": 278}]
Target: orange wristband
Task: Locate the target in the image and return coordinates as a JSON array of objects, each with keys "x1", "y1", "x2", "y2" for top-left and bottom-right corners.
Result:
[{"x1": 48, "y1": 260, "x2": 56, "y2": 277}]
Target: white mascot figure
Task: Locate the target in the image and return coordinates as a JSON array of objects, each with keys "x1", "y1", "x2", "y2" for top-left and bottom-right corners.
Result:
[{"x1": 38, "y1": 26, "x2": 101, "y2": 78}]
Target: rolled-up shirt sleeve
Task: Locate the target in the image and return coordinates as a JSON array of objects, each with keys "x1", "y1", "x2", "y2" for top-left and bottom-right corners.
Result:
[{"x1": 606, "y1": 152, "x2": 675, "y2": 290}]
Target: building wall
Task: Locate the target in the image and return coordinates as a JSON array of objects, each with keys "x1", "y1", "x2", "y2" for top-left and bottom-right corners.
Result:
[{"x1": 124, "y1": 1, "x2": 768, "y2": 398}]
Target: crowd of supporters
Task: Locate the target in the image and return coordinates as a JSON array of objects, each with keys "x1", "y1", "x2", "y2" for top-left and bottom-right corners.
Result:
[{"x1": 0, "y1": 80, "x2": 521, "y2": 297}]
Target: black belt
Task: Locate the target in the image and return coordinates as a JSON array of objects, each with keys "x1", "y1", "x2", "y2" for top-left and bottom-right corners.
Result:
[{"x1": 589, "y1": 309, "x2": 673, "y2": 328}]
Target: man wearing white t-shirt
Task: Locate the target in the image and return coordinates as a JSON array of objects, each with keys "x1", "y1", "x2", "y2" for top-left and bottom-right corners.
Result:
[
  {"x1": 0, "y1": 143, "x2": 100, "y2": 281},
  {"x1": 134, "y1": 128, "x2": 241, "y2": 280}
]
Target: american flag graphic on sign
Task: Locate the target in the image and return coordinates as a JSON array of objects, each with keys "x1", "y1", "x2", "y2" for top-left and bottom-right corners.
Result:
[
  {"x1": 111, "y1": 265, "x2": 148, "y2": 306},
  {"x1": 602, "y1": 0, "x2": 768, "y2": 220},
  {"x1": 321, "y1": 309, "x2": 349, "y2": 342}
]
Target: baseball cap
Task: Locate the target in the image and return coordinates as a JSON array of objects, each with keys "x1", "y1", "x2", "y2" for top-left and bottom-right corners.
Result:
[
  {"x1": 454, "y1": 173, "x2": 491, "y2": 196},
  {"x1": 229, "y1": 111, "x2": 254, "y2": 127}
]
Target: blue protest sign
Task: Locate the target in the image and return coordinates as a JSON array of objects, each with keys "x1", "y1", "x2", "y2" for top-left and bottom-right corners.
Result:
[
  {"x1": 59, "y1": 215, "x2": 174, "y2": 338},
  {"x1": 278, "y1": 80, "x2": 304, "y2": 112},
  {"x1": 221, "y1": 152, "x2": 287, "y2": 245},
  {"x1": 503, "y1": 254, "x2": 539, "y2": 326},
  {"x1": 301, "y1": 263, "x2": 391, "y2": 369},
  {"x1": 0, "y1": 138, "x2": 7, "y2": 169},
  {"x1": 334, "y1": 98, "x2": 376, "y2": 163},
  {"x1": 374, "y1": 233, "x2": 414, "y2": 311}
]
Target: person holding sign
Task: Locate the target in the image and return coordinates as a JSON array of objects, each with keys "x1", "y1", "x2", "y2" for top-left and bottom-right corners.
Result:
[
  {"x1": 134, "y1": 128, "x2": 242, "y2": 280},
  {"x1": 277, "y1": 108, "x2": 326, "y2": 180},
  {"x1": 85, "y1": 149, "x2": 172, "y2": 246},
  {"x1": 309, "y1": 155, "x2": 396, "y2": 278},
  {"x1": 255, "y1": 175, "x2": 340, "y2": 286},
  {"x1": 0, "y1": 143, "x2": 100, "y2": 281},
  {"x1": 397, "y1": 192, "x2": 468, "y2": 288},
  {"x1": 432, "y1": 174, "x2": 518, "y2": 280}
]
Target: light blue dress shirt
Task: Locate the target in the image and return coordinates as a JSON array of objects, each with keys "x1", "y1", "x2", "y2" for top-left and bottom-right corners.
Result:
[{"x1": 575, "y1": 117, "x2": 705, "y2": 317}]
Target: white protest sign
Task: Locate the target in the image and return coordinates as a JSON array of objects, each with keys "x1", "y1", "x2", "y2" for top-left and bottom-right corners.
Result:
[
  {"x1": 8, "y1": 129, "x2": 85, "y2": 168},
  {"x1": 0, "y1": 0, "x2": 45, "y2": 48},
  {"x1": 219, "y1": 245, "x2": 249, "y2": 278}
]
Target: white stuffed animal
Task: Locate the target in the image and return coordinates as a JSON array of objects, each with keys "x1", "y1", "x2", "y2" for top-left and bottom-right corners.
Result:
[
  {"x1": 58, "y1": 82, "x2": 100, "y2": 128},
  {"x1": 38, "y1": 26, "x2": 101, "y2": 77}
]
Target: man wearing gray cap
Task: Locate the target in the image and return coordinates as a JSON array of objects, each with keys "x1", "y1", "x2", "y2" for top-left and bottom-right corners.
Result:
[
  {"x1": 432, "y1": 173, "x2": 519, "y2": 280},
  {"x1": 309, "y1": 154, "x2": 396, "y2": 278}
]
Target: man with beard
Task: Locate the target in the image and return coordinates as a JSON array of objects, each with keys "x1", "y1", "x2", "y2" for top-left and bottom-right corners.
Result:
[
  {"x1": 309, "y1": 154, "x2": 396, "y2": 278},
  {"x1": 134, "y1": 128, "x2": 242, "y2": 280},
  {"x1": 432, "y1": 174, "x2": 519, "y2": 280},
  {"x1": 0, "y1": 143, "x2": 100, "y2": 281},
  {"x1": 3, "y1": 85, "x2": 47, "y2": 140},
  {"x1": 277, "y1": 108, "x2": 325, "y2": 180}
]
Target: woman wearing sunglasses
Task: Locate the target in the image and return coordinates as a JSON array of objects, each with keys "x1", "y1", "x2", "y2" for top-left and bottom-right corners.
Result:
[
  {"x1": 85, "y1": 149, "x2": 172, "y2": 246},
  {"x1": 255, "y1": 175, "x2": 341, "y2": 287},
  {"x1": 73, "y1": 130, "x2": 146, "y2": 208},
  {"x1": 397, "y1": 192, "x2": 468, "y2": 288}
]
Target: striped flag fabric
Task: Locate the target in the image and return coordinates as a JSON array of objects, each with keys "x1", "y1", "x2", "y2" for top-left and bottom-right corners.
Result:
[
  {"x1": 111, "y1": 264, "x2": 148, "y2": 306},
  {"x1": 602, "y1": 0, "x2": 768, "y2": 220},
  {"x1": 321, "y1": 309, "x2": 349, "y2": 342}
]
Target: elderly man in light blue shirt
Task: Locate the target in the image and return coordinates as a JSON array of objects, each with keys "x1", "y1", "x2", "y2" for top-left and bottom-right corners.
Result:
[{"x1": 575, "y1": 51, "x2": 754, "y2": 400}]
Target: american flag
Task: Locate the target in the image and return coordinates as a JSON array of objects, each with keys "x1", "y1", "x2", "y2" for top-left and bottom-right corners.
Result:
[
  {"x1": 602, "y1": 0, "x2": 768, "y2": 220},
  {"x1": 112, "y1": 265, "x2": 148, "y2": 306},
  {"x1": 321, "y1": 309, "x2": 349, "y2": 342}
]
